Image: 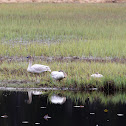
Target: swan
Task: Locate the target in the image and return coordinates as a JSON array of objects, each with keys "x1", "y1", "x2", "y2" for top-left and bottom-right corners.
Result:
[
  {"x1": 50, "y1": 95, "x2": 66, "y2": 104},
  {"x1": 91, "y1": 72, "x2": 103, "y2": 78},
  {"x1": 27, "y1": 56, "x2": 51, "y2": 73},
  {"x1": 51, "y1": 70, "x2": 67, "y2": 81}
]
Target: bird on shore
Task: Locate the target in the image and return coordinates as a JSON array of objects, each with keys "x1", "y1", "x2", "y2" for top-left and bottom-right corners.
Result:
[
  {"x1": 27, "y1": 56, "x2": 51, "y2": 74},
  {"x1": 91, "y1": 72, "x2": 103, "y2": 78},
  {"x1": 51, "y1": 70, "x2": 67, "y2": 81}
]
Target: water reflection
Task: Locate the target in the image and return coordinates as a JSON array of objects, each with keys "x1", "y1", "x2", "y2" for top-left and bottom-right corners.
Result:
[
  {"x1": 26, "y1": 90, "x2": 45, "y2": 104},
  {"x1": 50, "y1": 95, "x2": 66, "y2": 104},
  {"x1": 51, "y1": 91, "x2": 126, "y2": 105},
  {"x1": 0, "y1": 90, "x2": 126, "y2": 126}
]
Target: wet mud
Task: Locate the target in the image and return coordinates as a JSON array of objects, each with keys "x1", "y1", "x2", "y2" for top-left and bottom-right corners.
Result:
[{"x1": 0, "y1": 56, "x2": 126, "y2": 64}]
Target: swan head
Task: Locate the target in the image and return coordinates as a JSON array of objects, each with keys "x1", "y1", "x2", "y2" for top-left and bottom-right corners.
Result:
[
  {"x1": 26, "y1": 56, "x2": 32, "y2": 59},
  {"x1": 59, "y1": 70, "x2": 67, "y2": 78},
  {"x1": 64, "y1": 72, "x2": 67, "y2": 78},
  {"x1": 46, "y1": 66, "x2": 51, "y2": 72}
]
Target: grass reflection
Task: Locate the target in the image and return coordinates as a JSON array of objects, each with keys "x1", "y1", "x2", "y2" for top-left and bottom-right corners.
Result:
[{"x1": 47, "y1": 90, "x2": 126, "y2": 105}]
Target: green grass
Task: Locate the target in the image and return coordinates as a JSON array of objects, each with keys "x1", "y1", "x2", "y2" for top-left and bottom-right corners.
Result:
[
  {"x1": 0, "y1": 3, "x2": 126, "y2": 58},
  {"x1": 0, "y1": 60, "x2": 126, "y2": 89},
  {"x1": 1, "y1": 39, "x2": 126, "y2": 57},
  {"x1": 0, "y1": 3, "x2": 126, "y2": 89}
]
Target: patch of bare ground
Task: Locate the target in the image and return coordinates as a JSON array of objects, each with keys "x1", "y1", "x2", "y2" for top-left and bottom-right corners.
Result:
[
  {"x1": 0, "y1": 56, "x2": 126, "y2": 64},
  {"x1": 0, "y1": 0, "x2": 126, "y2": 3},
  {"x1": 0, "y1": 80, "x2": 121, "y2": 91}
]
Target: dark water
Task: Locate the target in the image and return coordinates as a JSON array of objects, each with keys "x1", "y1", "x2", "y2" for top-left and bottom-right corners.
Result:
[{"x1": 0, "y1": 90, "x2": 126, "y2": 126}]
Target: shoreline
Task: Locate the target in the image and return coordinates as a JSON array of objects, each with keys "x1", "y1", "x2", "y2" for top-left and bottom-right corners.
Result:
[
  {"x1": 0, "y1": 79, "x2": 124, "y2": 91},
  {"x1": 0, "y1": 56, "x2": 126, "y2": 90},
  {"x1": 0, "y1": 0, "x2": 126, "y2": 3},
  {"x1": 1, "y1": 56, "x2": 126, "y2": 64}
]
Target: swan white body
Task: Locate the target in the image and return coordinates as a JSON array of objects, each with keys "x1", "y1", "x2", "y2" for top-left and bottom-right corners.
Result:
[
  {"x1": 32, "y1": 90, "x2": 43, "y2": 95},
  {"x1": 50, "y1": 95, "x2": 66, "y2": 104},
  {"x1": 91, "y1": 73, "x2": 103, "y2": 78},
  {"x1": 27, "y1": 64, "x2": 51, "y2": 73},
  {"x1": 27, "y1": 56, "x2": 51, "y2": 73},
  {"x1": 51, "y1": 71, "x2": 67, "y2": 81}
]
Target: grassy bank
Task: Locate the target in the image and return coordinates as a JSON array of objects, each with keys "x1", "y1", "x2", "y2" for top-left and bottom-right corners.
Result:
[
  {"x1": 0, "y1": 59, "x2": 126, "y2": 89},
  {"x1": 0, "y1": 3, "x2": 126, "y2": 58}
]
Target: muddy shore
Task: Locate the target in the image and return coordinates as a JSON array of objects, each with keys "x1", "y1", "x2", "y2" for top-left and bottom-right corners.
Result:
[
  {"x1": 1, "y1": 56, "x2": 126, "y2": 64},
  {"x1": 0, "y1": 0, "x2": 126, "y2": 3}
]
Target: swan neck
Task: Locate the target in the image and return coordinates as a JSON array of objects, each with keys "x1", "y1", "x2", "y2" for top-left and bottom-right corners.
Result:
[
  {"x1": 28, "y1": 59, "x2": 32, "y2": 68},
  {"x1": 27, "y1": 90, "x2": 32, "y2": 104}
]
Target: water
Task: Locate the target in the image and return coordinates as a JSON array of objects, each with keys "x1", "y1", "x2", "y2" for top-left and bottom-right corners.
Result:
[{"x1": 0, "y1": 90, "x2": 126, "y2": 126}]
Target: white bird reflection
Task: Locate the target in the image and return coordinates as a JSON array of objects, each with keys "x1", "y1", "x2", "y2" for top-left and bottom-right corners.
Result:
[
  {"x1": 50, "y1": 95, "x2": 66, "y2": 105},
  {"x1": 26, "y1": 90, "x2": 43, "y2": 104}
]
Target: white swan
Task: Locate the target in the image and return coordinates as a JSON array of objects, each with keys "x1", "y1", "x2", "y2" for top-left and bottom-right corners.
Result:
[
  {"x1": 27, "y1": 56, "x2": 51, "y2": 73},
  {"x1": 91, "y1": 72, "x2": 103, "y2": 78},
  {"x1": 50, "y1": 95, "x2": 66, "y2": 104},
  {"x1": 51, "y1": 70, "x2": 67, "y2": 81}
]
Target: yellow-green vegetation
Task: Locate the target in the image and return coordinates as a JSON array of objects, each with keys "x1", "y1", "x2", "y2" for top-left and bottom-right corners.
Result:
[
  {"x1": 47, "y1": 90, "x2": 126, "y2": 105},
  {"x1": 0, "y1": 60, "x2": 126, "y2": 89},
  {"x1": 0, "y1": 3, "x2": 126, "y2": 58},
  {"x1": 1, "y1": 39, "x2": 126, "y2": 57},
  {"x1": 0, "y1": 3, "x2": 126, "y2": 89}
]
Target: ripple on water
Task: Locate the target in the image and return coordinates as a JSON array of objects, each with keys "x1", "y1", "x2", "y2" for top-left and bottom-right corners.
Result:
[
  {"x1": 40, "y1": 107, "x2": 46, "y2": 108},
  {"x1": 90, "y1": 113, "x2": 95, "y2": 115},
  {"x1": 1, "y1": 115, "x2": 8, "y2": 118},
  {"x1": 22, "y1": 121, "x2": 29, "y2": 124},
  {"x1": 35, "y1": 122, "x2": 41, "y2": 125},
  {"x1": 117, "y1": 114, "x2": 124, "y2": 116}
]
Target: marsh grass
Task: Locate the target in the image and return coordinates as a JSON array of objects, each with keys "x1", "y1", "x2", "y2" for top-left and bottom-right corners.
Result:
[
  {"x1": 0, "y1": 3, "x2": 126, "y2": 58},
  {"x1": 0, "y1": 60, "x2": 126, "y2": 89},
  {"x1": 1, "y1": 39, "x2": 126, "y2": 58},
  {"x1": 0, "y1": 3, "x2": 126, "y2": 88}
]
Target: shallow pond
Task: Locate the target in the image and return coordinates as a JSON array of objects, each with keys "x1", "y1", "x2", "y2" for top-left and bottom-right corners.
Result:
[{"x1": 0, "y1": 90, "x2": 126, "y2": 126}]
